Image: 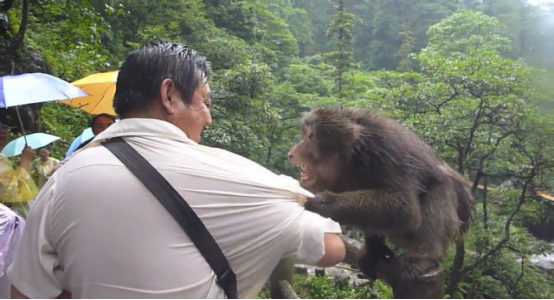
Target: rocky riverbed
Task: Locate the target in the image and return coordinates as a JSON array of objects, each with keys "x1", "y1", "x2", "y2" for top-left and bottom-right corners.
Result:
[
  {"x1": 530, "y1": 242, "x2": 554, "y2": 272},
  {"x1": 294, "y1": 262, "x2": 370, "y2": 287}
]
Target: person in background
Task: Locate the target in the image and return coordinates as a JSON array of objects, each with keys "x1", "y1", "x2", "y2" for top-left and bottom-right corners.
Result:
[
  {"x1": 28, "y1": 147, "x2": 59, "y2": 189},
  {"x1": 52, "y1": 113, "x2": 116, "y2": 174},
  {"x1": 0, "y1": 116, "x2": 38, "y2": 219},
  {"x1": 73, "y1": 113, "x2": 116, "y2": 153},
  {"x1": 9, "y1": 41, "x2": 345, "y2": 299},
  {"x1": 0, "y1": 203, "x2": 25, "y2": 298}
]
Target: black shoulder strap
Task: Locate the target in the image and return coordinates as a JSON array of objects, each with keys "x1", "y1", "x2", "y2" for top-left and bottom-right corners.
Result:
[{"x1": 102, "y1": 137, "x2": 238, "y2": 299}]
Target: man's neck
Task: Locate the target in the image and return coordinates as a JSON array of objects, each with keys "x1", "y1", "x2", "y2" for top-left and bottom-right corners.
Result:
[{"x1": 121, "y1": 108, "x2": 164, "y2": 120}]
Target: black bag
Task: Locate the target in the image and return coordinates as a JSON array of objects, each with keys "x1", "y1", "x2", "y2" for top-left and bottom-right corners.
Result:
[{"x1": 103, "y1": 137, "x2": 238, "y2": 299}]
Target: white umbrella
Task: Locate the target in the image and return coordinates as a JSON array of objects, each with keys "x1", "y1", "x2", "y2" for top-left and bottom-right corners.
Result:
[
  {"x1": 0, "y1": 73, "x2": 89, "y2": 108},
  {"x1": 0, "y1": 73, "x2": 89, "y2": 144}
]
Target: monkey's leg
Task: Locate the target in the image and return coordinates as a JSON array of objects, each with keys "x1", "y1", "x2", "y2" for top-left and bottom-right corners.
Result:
[
  {"x1": 357, "y1": 235, "x2": 395, "y2": 281},
  {"x1": 269, "y1": 257, "x2": 294, "y2": 299},
  {"x1": 375, "y1": 253, "x2": 445, "y2": 299},
  {"x1": 305, "y1": 189, "x2": 421, "y2": 234}
]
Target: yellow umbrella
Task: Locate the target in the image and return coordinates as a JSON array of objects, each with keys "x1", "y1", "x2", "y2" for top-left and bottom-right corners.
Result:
[{"x1": 60, "y1": 71, "x2": 118, "y2": 115}]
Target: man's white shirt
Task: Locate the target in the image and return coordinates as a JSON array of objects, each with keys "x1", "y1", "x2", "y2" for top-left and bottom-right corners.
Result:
[{"x1": 8, "y1": 118, "x2": 341, "y2": 299}]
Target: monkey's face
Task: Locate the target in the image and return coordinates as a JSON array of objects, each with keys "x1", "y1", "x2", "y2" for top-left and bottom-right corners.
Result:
[
  {"x1": 288, "y1": 125, "x2": 341, "y2": 193},
  {"x1": 288, "y1": 108, "x2": 363, "y2": 193}
]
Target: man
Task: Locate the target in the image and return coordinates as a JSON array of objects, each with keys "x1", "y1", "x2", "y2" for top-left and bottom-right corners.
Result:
[
  {"x1": 9, "y1": 41, "x2": 345, "y2": 299},
  {"x1": 0, "y1": 203, "x2": 25, "y2": 298}
]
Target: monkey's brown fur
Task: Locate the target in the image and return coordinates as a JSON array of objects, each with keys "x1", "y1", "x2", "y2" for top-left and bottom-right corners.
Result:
[{"x1": 288, "y1": 107, "x2": 475, "y2": 297}]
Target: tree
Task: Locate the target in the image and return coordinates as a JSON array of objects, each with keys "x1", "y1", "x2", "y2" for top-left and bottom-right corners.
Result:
[
  {"x1": 325, "y1": 0, "x2": 355, "y2": 105},
  {"x1": 365, "y1": 10, "x2": 553, "y2": 297}
]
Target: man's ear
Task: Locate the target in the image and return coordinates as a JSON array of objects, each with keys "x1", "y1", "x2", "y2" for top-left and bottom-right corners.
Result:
[{"x1": 159, "y1": 78, "x2": 176, "y2": 114}]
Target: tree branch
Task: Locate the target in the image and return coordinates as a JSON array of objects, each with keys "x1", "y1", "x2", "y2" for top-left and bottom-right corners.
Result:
[
  {"x1": 511, "y1": 255, "x2": 525, "y2": 294},
  {"x1": 462, "y1": 98, "x2": 485, "y2": 161},
  {"x1": 2, "y1": 0, "x2": 28, "y2": 57}
]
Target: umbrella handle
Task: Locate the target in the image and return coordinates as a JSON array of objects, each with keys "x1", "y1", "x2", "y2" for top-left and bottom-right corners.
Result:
[
  {"x1": 10, "y1": 61, "x2": 28, "y2": 147},
  {"x1": 15, "y1": 106, "x2": 28, "y2": 146}
]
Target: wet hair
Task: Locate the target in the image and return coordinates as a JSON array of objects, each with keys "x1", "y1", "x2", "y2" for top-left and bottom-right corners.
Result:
[
  {"x1": 89, "y1": 113, "x2": 116, "y2": 128},
  {"x1": 113, "y1": 41, "x2": 209, "y2": 117}
]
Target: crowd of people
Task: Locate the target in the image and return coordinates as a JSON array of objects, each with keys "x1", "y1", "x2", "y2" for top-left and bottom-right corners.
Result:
[{"x1": 0, "y1": 41, "x2": 346, "y2": 299}]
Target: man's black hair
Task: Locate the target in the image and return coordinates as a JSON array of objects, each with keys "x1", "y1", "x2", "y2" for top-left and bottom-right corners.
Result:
[
  {"x1": 89, "y1": 113, "x2": 116, "y2": 128},
  {"x1": 113, "y1": 41, "x2": 209, "y2": 117},
  {"x1": 0, "y1": 112, "x2": 8, "y2": 126}
]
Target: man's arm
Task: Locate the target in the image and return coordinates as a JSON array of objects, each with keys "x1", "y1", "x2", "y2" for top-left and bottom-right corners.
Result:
[
  {"x1": 288, "y1": 208, "x2": 345, "y2": 267},
  {"x1": 316, "y1": 232, "x2": 346, "y2": 267}
]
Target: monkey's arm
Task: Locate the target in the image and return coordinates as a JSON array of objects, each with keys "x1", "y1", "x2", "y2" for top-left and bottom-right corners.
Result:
[{"x1": 305, "y1": 189, "x2": 421, "y2": 234}]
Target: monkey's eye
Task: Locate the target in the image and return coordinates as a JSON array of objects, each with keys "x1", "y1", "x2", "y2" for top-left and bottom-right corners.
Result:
[{"x1": 308, "y1": 133, "x2": 314, "y2": 139}]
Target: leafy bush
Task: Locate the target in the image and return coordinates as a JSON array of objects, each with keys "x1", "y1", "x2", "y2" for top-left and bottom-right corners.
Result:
[{"x1": 256, "y1": 274, "x2": 392, "y2": 299}]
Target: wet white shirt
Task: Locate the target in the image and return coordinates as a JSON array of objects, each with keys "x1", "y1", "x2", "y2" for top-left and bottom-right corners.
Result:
[{"x1": 8, "y1": 118, "x2": 341, "y2": 299}]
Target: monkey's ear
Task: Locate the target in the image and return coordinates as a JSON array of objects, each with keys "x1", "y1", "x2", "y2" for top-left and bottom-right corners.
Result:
[{"x1": 345, "y1": 123, "x2": 364, "y2": 147}]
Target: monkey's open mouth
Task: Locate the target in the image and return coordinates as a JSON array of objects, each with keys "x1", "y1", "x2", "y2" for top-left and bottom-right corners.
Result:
[{"x1": 300, "y1": 165, "x2": 315, "y2": 183}]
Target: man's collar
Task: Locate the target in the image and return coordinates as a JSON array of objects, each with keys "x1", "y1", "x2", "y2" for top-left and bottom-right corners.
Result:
[{"x1": 82, "y1": 118, "x2": 197, "y2": 150}]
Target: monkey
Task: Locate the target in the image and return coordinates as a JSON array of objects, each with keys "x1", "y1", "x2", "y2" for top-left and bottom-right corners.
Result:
[{"x1": 287, "y1": 106, "x2": 475, "y2": 298}]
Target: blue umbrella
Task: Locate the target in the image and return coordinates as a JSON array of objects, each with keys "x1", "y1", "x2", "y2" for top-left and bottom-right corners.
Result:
[
  {"x1": 1, "y1": 133, "x2": 61, "y2": 158},
  {"x1": 65, "y1": 127, "x2": 94, "y2": 157},
  {"x1": 0, "y1": 73, "x2": 89, "y2": 108}
]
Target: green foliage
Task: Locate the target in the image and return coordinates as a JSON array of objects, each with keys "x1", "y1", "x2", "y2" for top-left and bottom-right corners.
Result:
[
  {"x1": 446, "y1": 196, "x2": 554, "y2": 299},
  {"x1": 6, "y1": 0, "x2": 554, "y2": 299},
  {"x1": 256, "y1": 274, "x2": 393, "y2": 299},
  {"x1": 426, "y1": 9, "x2": 512, "y2": 57},
  {"x1": 280, "y1": 63, "x2": 332, "y2": 96},
  {"x1": 17, "y1": 0, "x2": 112, "y2": 81}
]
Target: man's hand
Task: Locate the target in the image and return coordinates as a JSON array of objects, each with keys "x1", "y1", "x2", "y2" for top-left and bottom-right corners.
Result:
[{"x1": 19, "y1": 146, "x2": 35, "y2": 170}]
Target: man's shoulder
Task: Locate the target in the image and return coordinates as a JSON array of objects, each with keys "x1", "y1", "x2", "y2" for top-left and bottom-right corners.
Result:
[{"x1": 57, "y1": 145, "x2": 121, "y2": 175}]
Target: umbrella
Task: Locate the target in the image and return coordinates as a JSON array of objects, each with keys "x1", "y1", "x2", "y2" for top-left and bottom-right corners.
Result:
[
  {"x1": 65, "y1": 127, "x2": 94, "y2": 157},
  {"x1": 60, "y1": 71, "x2": 118, "y2": 115},
  {"x1": 1, "y1": 133, "x2": 61, "y2": 158},
  {"x1": 0, "y1": 73, "x2": 89, "y2": 144},
  {"x1": 0, "y1": 73, "x2": 89, "y2": 108}
]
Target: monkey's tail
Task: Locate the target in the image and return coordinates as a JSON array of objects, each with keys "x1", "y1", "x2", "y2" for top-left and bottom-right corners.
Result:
[{"x1": 452, "y1": 174, "x2": 476, "y2": 236}]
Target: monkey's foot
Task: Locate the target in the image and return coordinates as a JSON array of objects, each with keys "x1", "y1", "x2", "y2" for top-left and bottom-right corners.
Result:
[
  {"x1": 356, "y1": 240, "x2": 396, "y2": 281},
  {"x1": 391, "y1": 266, "x2": 445, "y2": 299},
  {"x1": 396, "y1": 257, "x2": 440, "y2": 283}
]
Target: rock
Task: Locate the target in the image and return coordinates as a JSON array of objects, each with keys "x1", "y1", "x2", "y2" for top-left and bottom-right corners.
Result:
[
  {"x1": 294, "y1": 262, "x2": 370, "y2": 287},
  {"x1": 314, "y1": 268, "x2": 325, "y2": 277},
  {"x1": 294, "y1": 265, "x2": 308, "y2": 275},
  {"x1": 530, "y1": 253, "x2": 554, "y2": 271}
]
